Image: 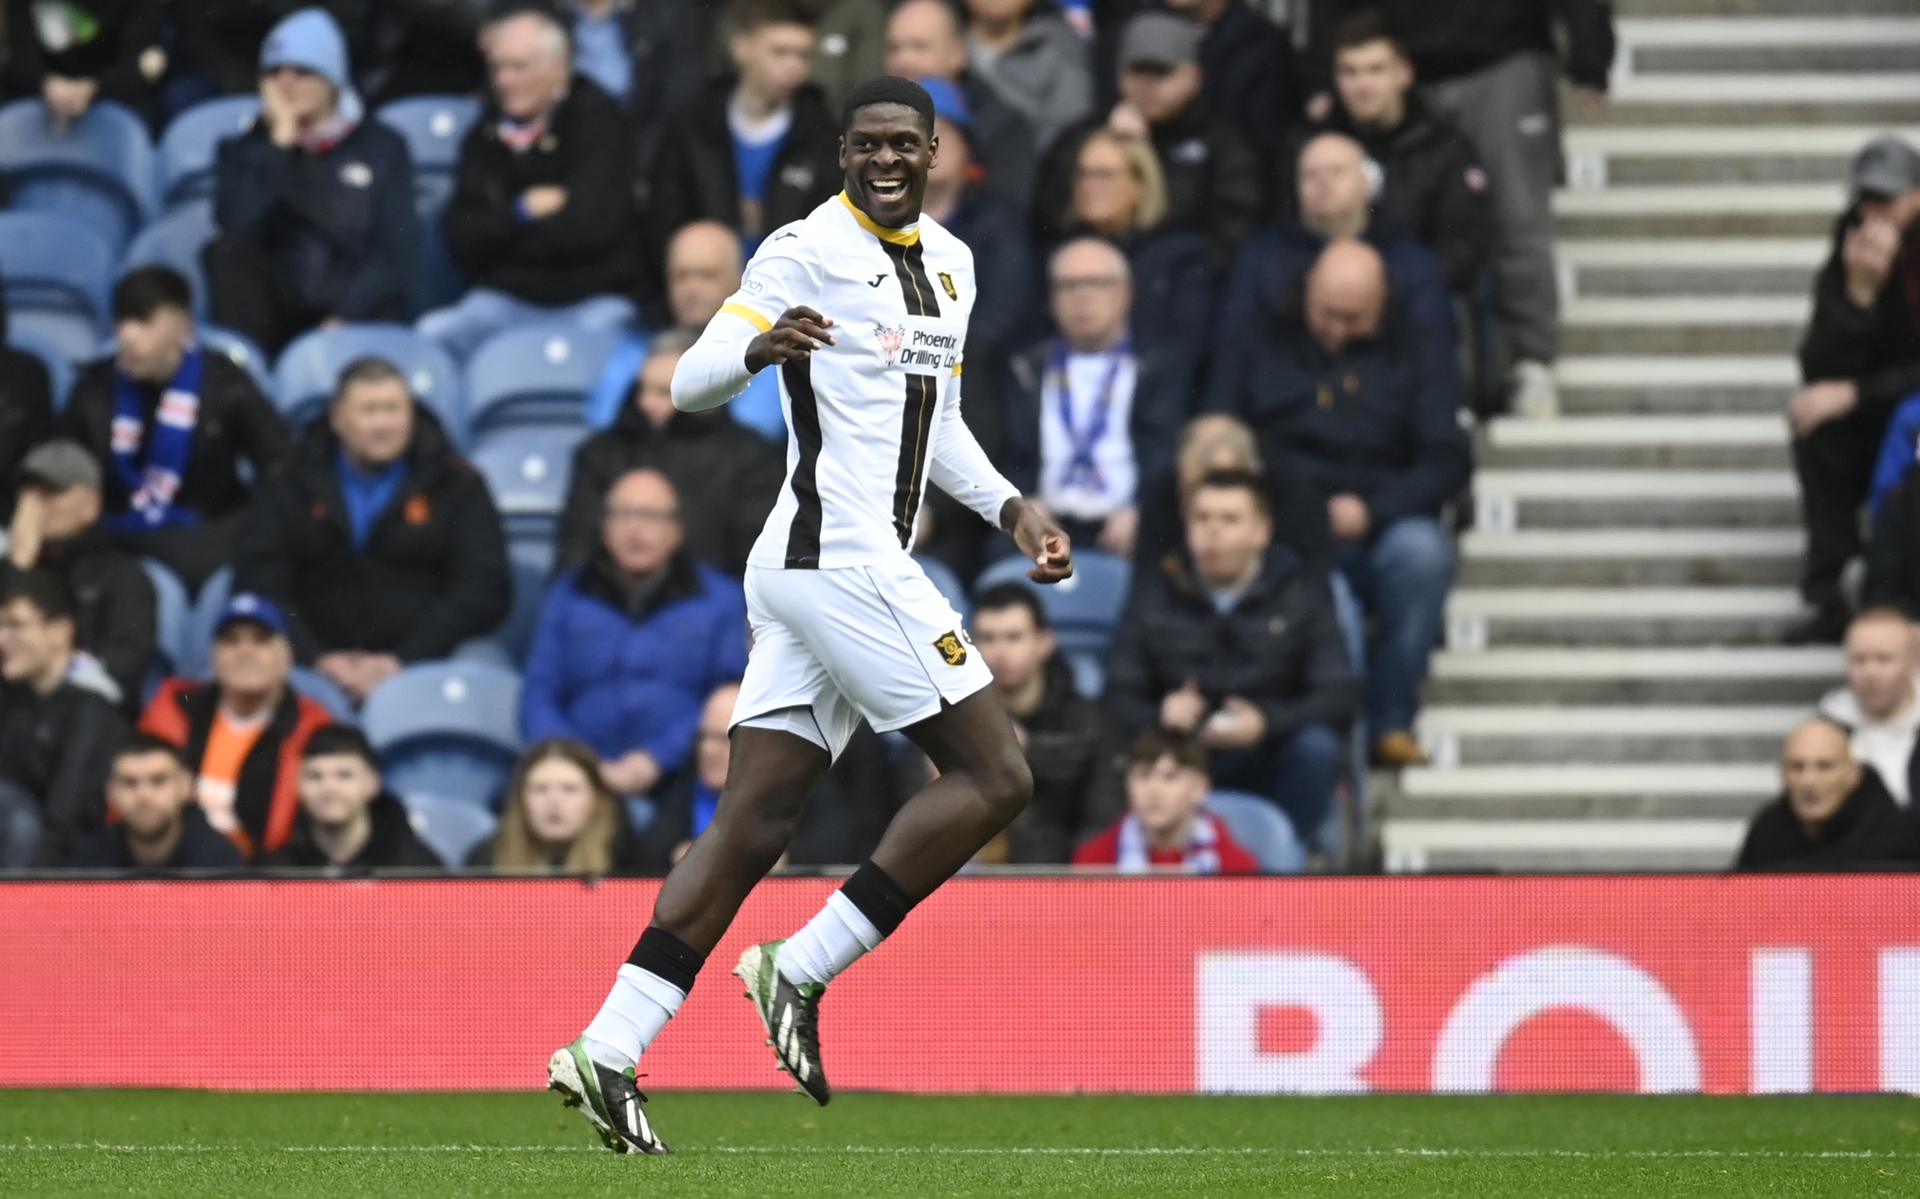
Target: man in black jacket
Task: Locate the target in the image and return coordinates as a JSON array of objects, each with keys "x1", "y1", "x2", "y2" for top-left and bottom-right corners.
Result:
[
  {"x1": 235, "y1": 357, "x2": 509, "y2": 702},
  {"x1": 204, "y1": 7, "x2": 418, "y2": 356},
  {"x1": 1319, "y1": 10, "x2": 1492, "y2": 294},
  {"x1": 558, "y1": 329, "x2": 783, "y2": 577},
  {"x1": 1106, "y1": 469, "x2": 1359, "y2": 839},
  {"x1": 263, "y1": 725, "x2": 442, "y2": 870},
  {"x1": 0, "y1": 571, "x2": 128, "y2": 865},
  {"x1": 1160, "y1": 0, "x2": 1302, "y2": 159},
  {"x1": 60, "y1": 267, "x2": 291, "y2": 593},
  {"x1": 0, "y1": 309, "x2": 54, "y2": 524},
  {"x1": 973, "y1": 584, "x2": 1122, "y2": 864},
  {"x1": 420, "y1": 7, "x2": 642, "y2": 362},
  {"x1": 918, "y1": 76, "x2": 1038, "y2": 359},
  {"x1": 648, "y1": 0, "x2": 842, "y2": 260},
  {"x1": 65, "y1": 733, "x2": 247, "y2": 871},
  {"x1": 1789, "y1": 138, "x2": 1920, "y2": 642},
  {"x1": 1227, "y1": 240, "x2": 1470, "y2": 767},
  {"x1": 562, "y1": 0, "x2": 712, "y2": 181},
  {"x1": 1736, "y1": 718, "x2": 1920, "y2": 871},
  {"x1": 2, "y1": 442, "x2": 155, "y2": 708}
]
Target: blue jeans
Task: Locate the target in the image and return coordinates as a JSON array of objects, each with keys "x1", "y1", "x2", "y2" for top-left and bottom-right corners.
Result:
[
  {"x1": 415, "y1": 288, "x2": 637, "y2": 363},
  {"x1": 1210, "y1": 723, "x2": 1344, "y2": 841},
  {"x1": 1334, "y1": 516, "x2": 1455, "y2": 735}
]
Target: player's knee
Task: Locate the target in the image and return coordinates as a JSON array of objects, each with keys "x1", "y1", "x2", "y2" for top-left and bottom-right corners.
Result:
[{"x1": 979, "y1": 749, "x2": 1033, "y2": 822}]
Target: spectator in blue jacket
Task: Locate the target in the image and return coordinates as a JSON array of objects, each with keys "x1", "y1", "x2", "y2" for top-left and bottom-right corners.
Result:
[
  {"x1": 1224, "y1": 239, "x2": 1470, "y2": 769},
  {"x1": 203, "y1": 8, "x2": 418, "y2": 356},
  {"x1": 521, "y1": 467, "x2": 749, "y2": 799}
]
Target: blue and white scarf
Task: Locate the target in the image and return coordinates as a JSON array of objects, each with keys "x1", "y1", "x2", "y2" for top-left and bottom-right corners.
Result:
[
  {"x1": 107, "y1": 345, "x2": 204, "y2": 531},
  {"x1": 1115, "y1": 811, "x2": 1222, "y2": 874}
]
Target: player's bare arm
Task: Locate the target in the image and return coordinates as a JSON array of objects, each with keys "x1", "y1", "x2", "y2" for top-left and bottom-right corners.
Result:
[{"x1": 744, "y1": 306, "x2": 836, "y2": 372}]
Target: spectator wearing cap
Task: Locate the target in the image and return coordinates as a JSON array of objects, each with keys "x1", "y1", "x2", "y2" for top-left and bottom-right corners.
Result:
[
  {"x1": 235, "y1": 357, "x2": 510, "y2": 704},
  {"x1": 1737, "y1": 718, "x2": 1920, "y2": 871},
  {"x1": 420, "y1": 7, "x2": 642, "y2": 363},
  {"x1": 1040, "y1": 13, "x2": 1266, "y2": 270},
  {"x1": 2, "y1": 441, "x2": 156, "y2": 707},
  {"x1": 1316, "y1": 10, "x2": 1493, "y2": 296},
  {"x1": 962, "y1": 0, "x2": 1092, "y2": 155},
  {"x1": 522, "y1": 468, "x2": 749, "y2": 800},
  {"x1": 3, "y1": 0, "x2": 168, "y2": 130},
  {"x1": 203, "y1": 7, "x2": 418, "y2": 357},
  {"x1": 649, "y1": 0, "x2": 842, "y2": 260},
  {"x1": 262, "y1": 724, "x2": 443, "y2": 870},
  {"x1": 1071, "y1": 727, "x2": 1261, "y2": 874},
  {"x1": 1000, "y1": 237, "x2": 1195, "y2": 559},
  {"x1": 886, "y1": 0, "x2": 1039, "y2": 212},
  {"x1": 138, "y1": 591, "x2": 333, "y2": 860},
  {"x1": 1789, "y1": 137, "x2": 1920, "y2": 643},
  {"x1": 59, "y1": 266, "x2": 290, "y2": 593},
  {"x1": 0, "y1": 570, "x2": 129, "y2": 866},
  {"x1": 558, "y1": 329, "x2": 784, "y2": 578},
  {"x1": 64, "y1": 734, "x2": 247, "y2": 871},
  {"x1": 1156, "y1": 0, "x2": 1302, "y2": 159}
]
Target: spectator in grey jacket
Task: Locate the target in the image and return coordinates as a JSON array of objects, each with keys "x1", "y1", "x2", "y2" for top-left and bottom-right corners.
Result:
[{"x1": 963, "y1": 0, "x2": 1093, "y2": 154}]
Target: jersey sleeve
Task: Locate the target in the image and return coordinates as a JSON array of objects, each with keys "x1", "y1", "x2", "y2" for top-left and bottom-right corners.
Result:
[
  {"x1": 673, "y1": 236, "x2": 818, "y2": 413},
  {"x1": 927, "y1": 381, "x2": 1021, "y2": 528},
  {"x1": 716, "y1": 231, "x2": 817, "y2": 332}
]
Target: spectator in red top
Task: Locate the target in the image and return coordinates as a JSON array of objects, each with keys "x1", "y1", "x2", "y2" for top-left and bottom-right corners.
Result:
[{"x1": 1072, "y1": 727, "x2": 1258, "y2": 874}]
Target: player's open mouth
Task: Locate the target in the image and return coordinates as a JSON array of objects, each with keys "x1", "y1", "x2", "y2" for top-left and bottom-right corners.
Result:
[{"x1": 867, "y1": 179, "x2": 907, "y2": 199}]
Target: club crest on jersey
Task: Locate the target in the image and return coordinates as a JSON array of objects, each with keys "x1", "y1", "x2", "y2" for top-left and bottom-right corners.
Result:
[
  {"x1": 938, "y1": 271, "x2": 958, "y2": 301},
  {"x1": 874, "y1": 322, "x2": 906, "y2": 366},
  {"x1": 932, "y1": 630, "x2": 968, "y2": 666}
]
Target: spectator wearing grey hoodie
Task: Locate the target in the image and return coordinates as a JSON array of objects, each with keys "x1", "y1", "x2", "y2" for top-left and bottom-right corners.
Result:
[{"x1": 963, "y1": 0, "x2": 1093, "y2": 155}]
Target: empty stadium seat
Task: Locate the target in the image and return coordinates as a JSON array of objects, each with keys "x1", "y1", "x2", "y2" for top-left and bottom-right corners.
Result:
[
  {"x1": 1206, "y1": 791, "x2": 1306, "y2": 875},
  {"x1": 180, "y1": 566, "x2": 233, "y2": 680},
  {"x1": 0, "y1": 99, "x2": 155, "y2": 257},
  {"x1": 0, "y1": 210, "x2": 115, "y2": 359},
  {"x1": 139, "y1": 558, "x2": 191, "y2": 678},
  {"x1": 8, "y1": 327, "x2": 76, "y2": 409},
  {"x1": 401, "y1": 792, "x2": 496, "y2": 866},
  {"x1": 122, "y1": 200, "x2": 214, "y2": 318},
  {"x1": 471, "y1": 426, "x2": 582, "y2": 541},
  {"x1": 464, "y1": 325, "x2": 624, "y2": 439},
  {"x1": 290, "y1": 666, "x2": 356, "y2": 722},
  {"x1": 362, "y1": 661, "x2": 523, "y2": 809},
  {"x1": 274, "y1": 323, "x2": 462, "y2": 434},
  {"x1": 198, "y1": 325, "x2": 276, "y2": 400},
  {"x1": 158, "y1": 96, "x2": 257, "y2": 208},
  {"x1": 974, "y1": 549, "x2": 1131, "y2": 696},
  {"x1": 377, "y1": 96, "x2": 481, "y2": 317}
]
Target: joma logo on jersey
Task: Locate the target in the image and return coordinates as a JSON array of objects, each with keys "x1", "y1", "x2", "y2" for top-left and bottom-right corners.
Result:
[
  {"x1": 938, "y1": 271, "x2": 958, "y2": 300},
  {"x1": 932, "y1": 631, "x2": 968, "y2": 666},
  {"x1": 873, "y1": 323, "x2": 906, "y2": 366}
]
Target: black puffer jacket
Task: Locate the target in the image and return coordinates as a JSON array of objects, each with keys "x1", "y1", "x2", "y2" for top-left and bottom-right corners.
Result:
[
  {"x1": 1736, "y1": 768, "x2": 1920, "y2": 871},
  {"x1": 1304, "y1": 0, "x2": 1616, "y2": 91},
  {"x1": 1009, "y1": 653, "x2": 1125, "y2": 865},
  {"x1": 1, "y1": 523, "x2": 156, "y2": 708},
  {"x1": 1105, "y1": 544, "x2": 1360, "y2": 743},
  {"x1": 233, "y1": 409, "x2": 509, "y2": 663},
  {"x1": 0, "y1": 679, "x2": 128, "y2": 864},
  {"x1": 1800, "y1": 209, "x2": 1920, "y2": 424}
]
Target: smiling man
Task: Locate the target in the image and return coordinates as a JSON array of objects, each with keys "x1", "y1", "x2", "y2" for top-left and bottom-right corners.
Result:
[{"x1": 547, "y1": 75, "x2": 1071, "y2": 1155}]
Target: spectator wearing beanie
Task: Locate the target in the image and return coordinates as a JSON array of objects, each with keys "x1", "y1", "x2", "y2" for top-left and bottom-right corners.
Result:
[
  {"x1": 420, "y1": 6, "x2": 642, "y2": 363},
  {"x1": 262, "y1": 725, "x2": 443, "y2": 870},
  {"x1": 59, "y1": 266, "x2": 290, "y2": 593},
  {"x1": 203, "y1": 7, "x2": 418, "y2": 357},
  {"x1": 65, "y1": 734, "x2": 247, "y2": 872},
  {"x1": 3, "y1": 0, "x2": 168, "y2": 130},
  {"x1": 235, "y1": 357, "x2": 510, "y2": 704}
]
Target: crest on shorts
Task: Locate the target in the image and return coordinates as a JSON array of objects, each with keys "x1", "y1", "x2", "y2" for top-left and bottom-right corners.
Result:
[
  {"x1": 932, "y1": 630, "x2": 968, "y2": 666},
  {"x1": 874, "y1": 322, "x2": 906, "y2": 366},
  {"x1": 938, "y1": 271, "x2": 958, "y2": 301}
]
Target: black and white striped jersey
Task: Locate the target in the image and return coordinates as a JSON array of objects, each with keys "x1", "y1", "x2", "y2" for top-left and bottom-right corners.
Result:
[{"x1": 705, "y1": 191, "x2": 1019, "y2": 571}]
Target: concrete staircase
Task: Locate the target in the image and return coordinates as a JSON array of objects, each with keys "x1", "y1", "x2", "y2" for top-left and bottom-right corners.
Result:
[{"x1": 1378, "y1": 0, "x2": 1920, "y2": 873}]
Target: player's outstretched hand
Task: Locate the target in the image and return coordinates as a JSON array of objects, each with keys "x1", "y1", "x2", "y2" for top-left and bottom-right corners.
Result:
[
  {"x1": 1003, "y1": 497, "x2": 1074, "y2": 584},
  {"x1": 745, "y1": 306, "x2": 836, "y2": 372}
]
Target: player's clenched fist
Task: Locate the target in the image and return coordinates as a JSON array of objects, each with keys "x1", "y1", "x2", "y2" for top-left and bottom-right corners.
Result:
[
  {"x1": 744, "y1": 306, "x2": 836, "y2": 372},
  {"x1": 1002, "y1": 497, "x2": 1074, "y2": 584}
]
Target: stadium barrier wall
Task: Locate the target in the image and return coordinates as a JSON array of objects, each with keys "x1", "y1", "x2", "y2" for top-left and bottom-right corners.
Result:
[{"x1": 3, "y1": 876, "x2": 1917, "y2": 1094}]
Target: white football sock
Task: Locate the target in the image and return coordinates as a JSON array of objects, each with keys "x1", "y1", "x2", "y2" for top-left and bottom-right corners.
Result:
[
  {"x1": 776, "y1": 890, "x2": 885, "y2": 987},
  {"x1": 581, "y1": 964, "x2": 686, "y2": 1071}
]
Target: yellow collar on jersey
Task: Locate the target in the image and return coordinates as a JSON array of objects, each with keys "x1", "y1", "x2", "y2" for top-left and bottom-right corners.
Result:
[{"x1": 837, "y1": 190, "x2": 921, "y2": 247}]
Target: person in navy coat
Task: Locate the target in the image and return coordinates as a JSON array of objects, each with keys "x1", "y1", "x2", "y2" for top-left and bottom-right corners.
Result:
[{"x1": 520, "y1": 467, "x2": 748, "y2": 799}]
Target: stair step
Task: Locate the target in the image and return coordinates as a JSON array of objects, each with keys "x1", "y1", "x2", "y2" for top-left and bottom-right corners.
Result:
[
  {"x1": 1616, "y1": 16, "x2": 1920, "y2": 47},
  {"x1": 1555, "y1": 185, "x2": 1842, "y2": 217},
  {"x1": 1611, "y1": 74, "x2": 1920, "y2": 105},
  {"x1": 1459, "y1": 528, "x2": 1802, "y2": 586},
  {"x1": 1617, "y1": 0, "x2": 1915, "y2": 14},
  {"x1": 1565, "y1": 127, "x2": 1913, "y2": 186},
  {"x1": 1416, "y1": 704, "x2": 1805, "y2": 766},
  {"x1": 1446, "y1": 586, "x2": 1803, "y2": 647},
  {"x1": 1559, "y1": 239, "x2": 1825, "y2": 298},
  {"x1": 1481, "y1": 414, "x2": 1788, "y2": 469},
  {"x1": 1426, "y1": 645, "x2": 1839, "y2": 703},
  {"x1": 1395, "y1": 763, "x2": 1777, "y2": 818},
  {"x1": 1380, "y1": 819, "x2": 1749, "y2": 874},
  {"x1": 1555, "y1": 355, "x2": 1795, "y2": 414},
  {"x1": 1473, "y1": 470, "x2": 1798, "y2": 530},
  {"x1": 1564, "y1": 297, "x2": 1809, "y2": 325}
]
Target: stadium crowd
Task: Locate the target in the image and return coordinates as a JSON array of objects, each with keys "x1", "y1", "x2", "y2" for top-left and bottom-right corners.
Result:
[{"x1": 13, "y1": 0, "x2": 1906, "y2": 877}]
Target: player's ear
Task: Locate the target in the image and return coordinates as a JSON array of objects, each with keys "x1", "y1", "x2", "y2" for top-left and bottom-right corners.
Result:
[
  {"x1": 838, "y1": 135, "x2": 848, "y2": 171},
  {"x1": 928, "y1": 131, "x2": 939, "y2": 170}
]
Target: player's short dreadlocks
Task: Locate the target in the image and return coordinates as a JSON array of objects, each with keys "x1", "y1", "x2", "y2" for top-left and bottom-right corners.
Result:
[{"x1": 841, "y1": 76, "x2": 937, "y2": 138}]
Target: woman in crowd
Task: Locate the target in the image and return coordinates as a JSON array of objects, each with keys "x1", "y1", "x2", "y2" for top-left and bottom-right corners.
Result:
[{"x1": 467, "y1": 738, "x2": 643, "y2": 875}]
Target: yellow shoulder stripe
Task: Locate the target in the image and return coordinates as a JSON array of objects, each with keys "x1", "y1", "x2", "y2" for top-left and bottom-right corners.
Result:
[
  {"x1": 718, "y1": 301, "x2": 772, "y2": 333},
  {"x1": 837, "y1": 190, "x2": 921, "y2": 246}
]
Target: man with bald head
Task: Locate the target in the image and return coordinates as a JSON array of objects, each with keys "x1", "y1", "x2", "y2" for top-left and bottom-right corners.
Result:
[
  {"x1": 1223, "y1": 237, "x2": 1469, "y2": 767},
  {"x1": 885, "y1": 0, "x2": 1038, "y2": 210},
  {"x1": 420, "y1": 7, "x2": 642, "y2": 362},
  {"x1": 1736, "y1": 717, "x2": 1920, "y2": 869}
]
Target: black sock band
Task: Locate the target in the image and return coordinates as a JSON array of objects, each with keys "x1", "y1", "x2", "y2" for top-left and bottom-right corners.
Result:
[
  {"x1": 840, "y1": 860, "x2": 915, "y2": 937},
  {"x1": 627, "y1": 926, "x2": 705, "y2": 994}
]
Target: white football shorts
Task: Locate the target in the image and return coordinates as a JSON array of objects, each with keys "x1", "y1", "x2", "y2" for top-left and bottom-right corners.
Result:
[{"x1": 731, "y1": 559, "x2": 993, "y2": 759}]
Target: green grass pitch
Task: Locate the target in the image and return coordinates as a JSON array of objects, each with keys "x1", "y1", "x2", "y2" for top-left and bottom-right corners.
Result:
[{"x1": 1, "y1": 1089, "x2": 1916, "y2": 1197}]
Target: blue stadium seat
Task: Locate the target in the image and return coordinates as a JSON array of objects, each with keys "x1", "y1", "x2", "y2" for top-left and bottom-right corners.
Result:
[
  {"x1": 362, "y1": 661, "x2": 523, "y2": 809},
  {"x1": 290, "y1": 666, "x2": 356, "y2": 722},
  {"x1": 400, "y1": 792, "x2": 496, "y2": 866},
  {"x1": 180, "y1": 566, "x2": 233, "y2": 680},
  {"x1": 158, "y1": 96, "x2": 257, "y2": 208},
  {"x1": 198, "y1": 325, "x2": 275, "y2": 400},
  {"x1": 8, "y1": 327, "x2": 76, "y2": 409},
  {"x1": 0, "y1": 211, "x2": 115, "y2": 356},
  {"x1": 464, "y1": 325, "x2": 624, "y2": 439},
  {"x1": 975, "y1": 548, "x2": 1130, "y2": 658},
  {"x1": 481, "y1": 544, "x2": 558, "y2": 667},
  {"x1": 915, "y1": 553, "x2": 969, "y2": 621},
  {"x1": 376, "y1": 96, "x2": 479, "y2": 203},
  {"x1": 122, "y1": 200, "x2": 214, "y2": 318},
  {"x1": 1206, "y1": 790, "x2": 1306, "y2": 875},
  {"x1": 274, "y1": 323, "x2": 463, "y2": 435},
  {"x1": 470, "y1": 426, "x2": 582, "y2": 541},
  {"x1": 0, "y1": 99, "x2": 155, "y2": 257},
  {"x1": 139, "y1": 558, "x2": 191, "y2": 677}
]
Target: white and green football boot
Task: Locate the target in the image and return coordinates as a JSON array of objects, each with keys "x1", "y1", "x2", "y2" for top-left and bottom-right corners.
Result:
[
  {"x1": 734, "y1": 940, "x2": 832, "y2": 1105},
  {"x1": 546, "y1": 1035, "x2": 670, "y2": 1154}
]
